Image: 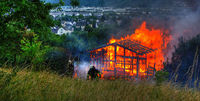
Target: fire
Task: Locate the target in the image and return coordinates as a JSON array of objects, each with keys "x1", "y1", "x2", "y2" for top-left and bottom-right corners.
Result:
[
  {"x1": 90, "y1": 21, "x2": 171, "y2": 79},
  {"x1": 109, "y1": 21, "x2": 170, "y2": 71}
]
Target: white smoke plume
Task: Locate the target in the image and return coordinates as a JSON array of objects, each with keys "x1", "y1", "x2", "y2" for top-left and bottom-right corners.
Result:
[{"x1": 74, "y1": 61, "x2": 90, "y2": 79}]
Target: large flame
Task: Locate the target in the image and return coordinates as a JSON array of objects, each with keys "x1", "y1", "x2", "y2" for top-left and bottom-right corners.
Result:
[
  {"x1": 90, "y1": 21, "x2": 171, "y2": 78},
  {"x1": 109, "y1": 21, "x2": 170, "y2": 71}
]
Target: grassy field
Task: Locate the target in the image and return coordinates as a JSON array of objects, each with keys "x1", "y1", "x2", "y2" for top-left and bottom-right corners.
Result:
[{"x1": 0, "y1": 68, "x2": 199, "y2": 101}]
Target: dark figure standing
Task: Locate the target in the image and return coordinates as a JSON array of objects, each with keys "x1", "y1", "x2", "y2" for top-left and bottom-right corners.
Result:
[{"x1": 87, "y1": 66, "x2": 101, "y2": 80}]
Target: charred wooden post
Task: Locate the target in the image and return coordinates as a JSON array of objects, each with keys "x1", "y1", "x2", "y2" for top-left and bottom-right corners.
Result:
[
  {"x1": 153, "y1": 63, "x2": 156, "y2": 76},
  {"x1": 114, "y1": 45, "x2": 117, "y2": 78},
  {"x1": 109, "y1": 49, "x2": 110, "y2": 68},
  {"x1": 153, "y1": 52, "x2": 157, "y2": 76},
  {"x1": 105, "y1": 51, "x2": 107, "y2": 70},
  {"x1": 124, "y1": 48, "x2": 126, "y2": 79},
  {"x1": 99, "y1": 52, "x2": 101, "y2": 71},
  {"x1": 102, "y1": 49, "x2": 105, "y2": 70},
  {"x1": 136, "y1": 54, "x2": 139, "y2": 78},
  {"x1": 145, "y1": 54, "x2": 148, "y2": 78},
  {"x1": 132, "y1": 52, "x2": 134, "y2": 74},
  {"x1": 96, "y1": 52, "x2": 98, "y2": 68}
]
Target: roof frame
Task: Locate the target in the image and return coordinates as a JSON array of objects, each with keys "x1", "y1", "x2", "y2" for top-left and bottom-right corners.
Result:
[{"x1": 89, "y1": 39, "x2": 154, "y2": 55}]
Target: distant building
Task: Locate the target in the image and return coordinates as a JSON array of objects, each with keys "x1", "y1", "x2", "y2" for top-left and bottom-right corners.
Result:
[
  {"x1": 57, "y1": 28, "x2": 67, "y2": 35},
  {"x1": 62, "y1": 21, "x2": 74, "y2": 27},
  {"x1": 76, "y1": 21, "x2": 87, "y2": 31},
  {"x1": 57, "y1": 27, "x2": 73, "y2": 35}
]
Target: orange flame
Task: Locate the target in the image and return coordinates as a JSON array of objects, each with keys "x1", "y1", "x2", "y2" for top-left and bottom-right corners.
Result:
[
  {"x1": 109, "y1": 21, "x2": 170, "y2": 70},
  {"x1": 91, "y1": 21, "x2": 171, "y2": 78}
]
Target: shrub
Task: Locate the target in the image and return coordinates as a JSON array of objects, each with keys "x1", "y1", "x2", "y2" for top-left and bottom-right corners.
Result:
[
  {"x1": 46, "y1": 49, "x2": 75, "y2": 77},
  {"x1": 155, "y1": 70, "x2": 169, "y2": 85},
  {"x1": 17, "y1": 32, "x2": 52, "y2": 68}
]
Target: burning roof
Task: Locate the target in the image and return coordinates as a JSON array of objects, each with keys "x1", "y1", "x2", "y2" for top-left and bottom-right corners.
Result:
[{"x1": 90, "y1": 39, "x2": 154, "y2": 55}]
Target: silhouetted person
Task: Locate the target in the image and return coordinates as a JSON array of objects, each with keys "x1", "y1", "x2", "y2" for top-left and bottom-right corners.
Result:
[{"x1": 87, "y1": 66, "x2": 101, "y2": 80}]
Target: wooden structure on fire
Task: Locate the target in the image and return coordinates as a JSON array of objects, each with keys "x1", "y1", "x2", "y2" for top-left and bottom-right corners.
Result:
[{"x1": 89, "y1": 39, "x2": 156, "y2": 79}]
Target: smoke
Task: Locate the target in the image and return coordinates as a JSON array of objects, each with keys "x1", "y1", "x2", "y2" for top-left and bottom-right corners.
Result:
[
  {"x1": 166, "y1": 3, "x2": 200, "y2": 61},
  {"x1": 74, "y1": 61, "x2": 90, "y2": 79},
  {"x1": 112, "y1": 0, "x2": 200, "y2": 62}
]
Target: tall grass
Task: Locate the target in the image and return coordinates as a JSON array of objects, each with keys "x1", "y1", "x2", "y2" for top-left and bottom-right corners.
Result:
[{"x1": 0, "y1": 68, "x2": 199, "y2": 101}]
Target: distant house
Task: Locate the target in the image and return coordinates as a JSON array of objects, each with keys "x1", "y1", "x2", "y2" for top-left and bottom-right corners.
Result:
[
  {"x1": 57, "y1": 27, "x2": 73, "y2": 35},
  {"x1": 65, "y1": 21, "x2": 74, "y2": 27},
  {"x1": 57, "y1": 28, "x2": 67, "y2": 35},
  {"x1": 76, "y1": 21, "x2": 87, "y2": 31}
]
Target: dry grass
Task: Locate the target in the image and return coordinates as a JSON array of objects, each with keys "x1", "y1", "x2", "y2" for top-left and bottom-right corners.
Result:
[{"x1": 0, "y1": 68, "x2": 199, "y2": 101}]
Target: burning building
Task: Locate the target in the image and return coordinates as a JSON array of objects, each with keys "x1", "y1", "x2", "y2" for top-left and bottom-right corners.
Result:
[{"x1": 89, "y1": 21, "x2": 171, "y2": 79}]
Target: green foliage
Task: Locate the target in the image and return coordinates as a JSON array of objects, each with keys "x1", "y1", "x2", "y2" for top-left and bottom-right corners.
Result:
[
  {"x1": 85, "y1": 25, "x2": 93, "y2": 32},
  {"x1": 17, "y1": 33, "x2": 52, "y2": 65},
  {"x1": 70, "y1": 0, "x2": 80, "y2": 8},
  {"x1": 155, "y1": 70, "x2": 169, "y2": 85},
  {"x1": 78, "y1": 14, "x2": 84, "y2": 19},
  {"x1": 59, "y1": 0, "x2": 65, "y2": 6},
  {"x1": 0, "y1": 0, "x2": 63, "y2": 66},
  {"x1": 0, "y1": 20, "x2": 24, "y2": 65}
]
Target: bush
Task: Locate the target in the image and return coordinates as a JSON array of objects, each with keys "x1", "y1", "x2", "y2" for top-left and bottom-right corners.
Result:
[
  {"x1": 155, "y1": 70, "x2": 169, "y2": 85},
  {"x1": 17, "y1": 33, "x2": 52, "y2": 67},
  {"x1": 46, "y1": 49, "x2": 74, "y2": 77}
]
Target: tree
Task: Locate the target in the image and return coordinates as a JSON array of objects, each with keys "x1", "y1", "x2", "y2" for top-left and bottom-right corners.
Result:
[
  {"x1": 70, "y1": 0, "x2": 80, "y2": 8},
  {"x1": 0, "y1": 0, "x2": 64, "y2": 65}
]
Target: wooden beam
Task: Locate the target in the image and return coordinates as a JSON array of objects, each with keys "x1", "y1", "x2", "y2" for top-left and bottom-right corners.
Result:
[
  {"x1": 116, "y1": 63, "x2": 135, "y2": 65},
  {"x1": 132, "y1": 52, "x2": 134, "y2": 74},
  {"x1": 116, "y1": 55, "x2": 147, "y2": 60},
  {"x1": 89, "y1": 40, "x2": 154, "y2": 55},
  {"x1": 124, "y1": 48, "x2": 126, "y2": 79},
  {"x1": 145, "y1": 54, "x2": 148, "y2": 78},
  {"x1": 102, "y1": 51, "x2": 104, "y2": 69},
  {"x1": 114, "y1": 45, "x2": 117, "y2": 78},
  {"x1": 136, "y1": 54, "x2": 139, "y2": 78},
  {"x1": 117, "y1": 40, "x2": 154, "y2": 54},
  {"x1": 115, "y1": 44, "x2": 138, "y2": 54}
]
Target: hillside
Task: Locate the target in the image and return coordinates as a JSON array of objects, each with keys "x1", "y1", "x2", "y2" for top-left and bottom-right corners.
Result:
[
  {"x1": 42, "y1": 0, "x2": 189, "y2": 8},
  {"x1": 0, "y1": 68, "x2": 199, "y2": 101}
]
